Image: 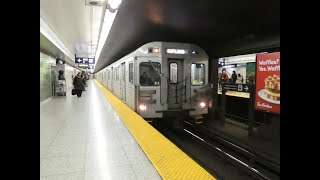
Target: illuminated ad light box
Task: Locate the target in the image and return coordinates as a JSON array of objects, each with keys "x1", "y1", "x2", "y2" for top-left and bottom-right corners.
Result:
[{"x1": 255, "y1": 52, "x2": 280, "y2": 114}]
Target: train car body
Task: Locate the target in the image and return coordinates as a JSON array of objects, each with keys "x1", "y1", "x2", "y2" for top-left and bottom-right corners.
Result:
[{"x1": 95, "y1": 42, "x2": 210, "y2": 127}]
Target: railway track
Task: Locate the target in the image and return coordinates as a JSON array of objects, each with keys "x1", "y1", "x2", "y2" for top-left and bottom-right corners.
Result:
[
  {"x1": 154, "y1": 119, "x2": 280, "y2": 180},
  {"x1": 183, "y1": 120, "x2": 280, "y2": 180}
]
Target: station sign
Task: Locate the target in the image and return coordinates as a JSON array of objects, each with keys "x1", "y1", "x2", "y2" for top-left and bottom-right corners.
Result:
[
  {"x1": 78, "y1": 63, "x2": 88, "y2": 68},
  {"x1": 75, "y1": 57, "x2": 95, "y2": 64},
  {"x1": 223, "y1": 64, "x2": 237, "y2": 68},
  {"x1": 89, "y1": 64, "x2": 94, "y2": 69},
  {"x1": 255, "y1": 52, "x2": 280, "y2": 114},
  {"x1": 78, "y1": 63, "x2": 94, "y2": 69},
  {"x1": 222, "y1": 83, "x2": 250, "y2": 92}
]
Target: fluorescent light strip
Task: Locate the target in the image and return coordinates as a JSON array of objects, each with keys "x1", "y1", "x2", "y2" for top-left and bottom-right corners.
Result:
[
  {"x1": 223, "y1": 52, "x2": 268, "y2": 64},
  {"x1": 40, "y1": 17, "x2": 74, "y2": 61},
  {"x1": 90, "y1": 5, "x2": 103, "y2": 58},
  {"x1": 94, "y1": 10, "x2": 118, "y2": 68}
]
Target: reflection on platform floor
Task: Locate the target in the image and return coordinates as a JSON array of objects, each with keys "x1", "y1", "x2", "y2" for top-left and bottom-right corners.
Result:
[{"x1": 40, "y1": 80, "x2": 161, "y2": 180}]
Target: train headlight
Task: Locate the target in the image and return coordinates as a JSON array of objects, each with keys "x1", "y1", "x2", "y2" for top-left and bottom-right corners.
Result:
[
  {"x1": 139, "y1": 104, "x2": 147, "y2": 111},
  {"x1": 200, "y1": 102, "x2": 206, "y2": 108},
  {"x1": 153, "y1": 48, "x2": 159, "y2": 53}
]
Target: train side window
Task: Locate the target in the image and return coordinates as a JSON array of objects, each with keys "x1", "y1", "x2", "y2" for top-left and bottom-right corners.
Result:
[
  {"x1": 129, "y1": 62, "x2": 133, "y2": 84},
  {"x1": 106, "y1": 70, "x2": 109, "y2": 80},
  {"x1": 169, "y1": 63, "x2": 178, "y2": 83},
  {"x1": 117, "y1": 67, "x2": 120, "y2": 81},
  {"x1": 113, "y1": 68, "x2": 115, "y2": 80},
  {"x1": 114, "y1": 69, "x2": 116, "y2": 80},
  {"x1": 139, "y1": 62, "x2": 161, "y2": 86},
  {"x1": 191, "y1": 63, "x2": 205, "y2": 85},
  {"x1": 115, "y1": 68, "x2": 117, "y2": 81},
  {"x1": 118, "y1": 67, "x2": 121, "y2": 81},
  {"x1": 118, "y1": 67, "x2": 120, "y2": 81}
]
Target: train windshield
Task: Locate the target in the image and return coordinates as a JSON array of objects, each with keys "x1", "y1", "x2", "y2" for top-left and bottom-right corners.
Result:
[
  {"x1": 191, "y1": 63, "x2": 205, "y2": 85},
  {"x1": 139, "y1": 62, "x2": 161, "y2": 86}
]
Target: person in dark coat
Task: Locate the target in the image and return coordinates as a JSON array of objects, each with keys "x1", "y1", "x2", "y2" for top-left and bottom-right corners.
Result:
[
  {"x1": 73, "y1": 72, "x2": 85, "y2": 97},
  {"x1": 58, "y1": 70, "x2": 65, "y2": 80},
  {"x1": 81, "y1": 71, "x2": 87, "y2": 87},
  {"x1": 140, "y1": 72, "x2": 154, "y2": 86},
  {"x1": 231, "y1": 71, "x2": 237, "y2": 83}
]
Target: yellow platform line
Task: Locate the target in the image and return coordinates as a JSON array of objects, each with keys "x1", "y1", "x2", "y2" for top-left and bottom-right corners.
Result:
[{"x1": 95, "y1": 80, "x2": 216, "y2": 180}]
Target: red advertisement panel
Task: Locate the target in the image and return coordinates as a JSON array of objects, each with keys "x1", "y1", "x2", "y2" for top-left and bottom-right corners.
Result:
[{"x1": 255, "y1": 52, "x2": 280, "y2": 114}]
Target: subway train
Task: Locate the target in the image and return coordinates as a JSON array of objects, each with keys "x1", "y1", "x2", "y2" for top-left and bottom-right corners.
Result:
[{"x1": 95, "y1": 42, "x2": 212, "y2": 128}]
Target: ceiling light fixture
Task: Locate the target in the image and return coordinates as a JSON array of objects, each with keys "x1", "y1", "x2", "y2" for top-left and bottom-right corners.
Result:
[
  {"x1": 109, "y1": 0, "x2": 122, "y2": 9},
  {"x1": 107, "y1": 0, "x2": 122, "y2": 13}
]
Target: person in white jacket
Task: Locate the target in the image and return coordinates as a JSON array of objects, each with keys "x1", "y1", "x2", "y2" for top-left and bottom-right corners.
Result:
[{"x1": 236, "y1": 73, "x2": 243, "y2": 84}]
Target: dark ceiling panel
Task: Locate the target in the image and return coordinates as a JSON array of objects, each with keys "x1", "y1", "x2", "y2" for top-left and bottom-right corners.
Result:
[{"x1": 95, "y1": 0, "x2": 280, "y2": 72}]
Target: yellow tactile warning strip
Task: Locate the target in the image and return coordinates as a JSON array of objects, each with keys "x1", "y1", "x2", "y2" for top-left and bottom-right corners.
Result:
[{"x1": 95, "y1": 80, "x2": 216, "y2": 180}]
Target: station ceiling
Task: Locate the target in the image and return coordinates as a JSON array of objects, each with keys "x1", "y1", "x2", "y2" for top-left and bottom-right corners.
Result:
[
  {"x1": 94, "y1": 0, "x2": 279, "y2": 72},
  {"x1": 40, "y1": 0, "x2": 279, "y2": 73}
]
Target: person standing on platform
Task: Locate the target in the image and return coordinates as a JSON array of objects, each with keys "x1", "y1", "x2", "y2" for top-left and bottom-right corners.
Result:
[
  {"x1": 73, "y1": 72, "x2": 85, "y2": 98},
  {"x1": 236, "y1": 73, "x2": 243, "y2": 84},
  {"x1": 81, "y1": 71, "x2": 87, "y2": 87},
  {"x1": 221, "y1": 69, "x2": 229, "y2": 83},
  {"x1": 58, "y1": 70, "x2": 65, "y2": 80},
  {"x1": 218, "y1": 73, "x2": 222, "y2": 90},
  {"x1": 220, "y1": 69, "x2": 229, "y2": 92},
  {"x1": 232, "y1": 71, "x2": 237, "y2": 83}
]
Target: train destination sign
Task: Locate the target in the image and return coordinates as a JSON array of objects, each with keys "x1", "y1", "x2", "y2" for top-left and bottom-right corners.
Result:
[
  {"x1": 222, "y1": 83, "x2": 250, "y2": 92},
  {"x1": 75, "y1": 57, "x2": 95, "y2": 64},
  {"x1": 165, "y1": 48, "x2": 188, "y2": 54}
]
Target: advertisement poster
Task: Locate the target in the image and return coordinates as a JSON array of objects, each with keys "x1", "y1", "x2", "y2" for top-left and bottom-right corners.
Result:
[{"x1": 255, "y1": 52, "x2": 280, "y2": 114}]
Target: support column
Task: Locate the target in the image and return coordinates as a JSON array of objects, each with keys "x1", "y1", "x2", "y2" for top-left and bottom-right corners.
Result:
[{"x1": 209, "y1": 57, "x2": 219, "y2": 121}]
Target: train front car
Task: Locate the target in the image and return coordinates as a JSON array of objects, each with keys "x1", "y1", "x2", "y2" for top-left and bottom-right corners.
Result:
[
  {"x1": 134, "y1": 43, "x2": 162, "y2": 121},
  {"x1": 136, "y1": 42, "x2": 210, "y2": 128}
]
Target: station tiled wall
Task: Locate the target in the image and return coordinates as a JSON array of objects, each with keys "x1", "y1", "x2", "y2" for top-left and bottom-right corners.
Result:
[
  {"x1": 40, "y1": 52, "x2": 81, "y2": 102},
  {"x1": 40, "y1": 52, "x2": 56, "y2": 102}
]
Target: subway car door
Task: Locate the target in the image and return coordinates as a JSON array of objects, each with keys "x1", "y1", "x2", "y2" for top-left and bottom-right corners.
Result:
[
  {"x1": 167, "y1": 58, "x2": 184, "y2": 109},
  {"x1": 121, "y1": 62, "x2": 126, "y2": 101}
]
